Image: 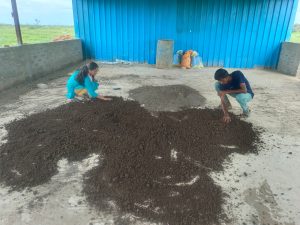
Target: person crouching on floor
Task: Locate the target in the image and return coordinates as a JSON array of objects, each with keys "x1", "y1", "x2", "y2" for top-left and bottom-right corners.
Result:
[
  {"x1": 214, "y1": 68, "x2": 254, "y2": 123},
  {"x1": 66, "y1": 61, "x2": 111, "y2": 102}
]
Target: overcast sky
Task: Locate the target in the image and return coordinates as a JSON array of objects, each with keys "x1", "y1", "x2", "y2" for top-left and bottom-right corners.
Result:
[
  {"x1": 295, "y1": 2, "x2": 300, "y2": 24},
  {"x1": 0, "y1": 0, "x2": 73, "y2": 25},
  {"x1": 1, "y1": 0, "x2": 300, "y2": 26}
]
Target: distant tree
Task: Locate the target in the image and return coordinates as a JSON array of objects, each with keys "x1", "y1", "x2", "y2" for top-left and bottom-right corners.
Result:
[{"x1": 34, "y1": 19, "x2": 40, "y2": 26}]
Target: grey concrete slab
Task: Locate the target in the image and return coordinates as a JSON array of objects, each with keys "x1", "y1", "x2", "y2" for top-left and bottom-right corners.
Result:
[
  {"x1": 0, "y1": 64, "x2": 299, "y2": 225},
  {"x1": 278, "y1": 42, "x2": 300, "y2": 77}
]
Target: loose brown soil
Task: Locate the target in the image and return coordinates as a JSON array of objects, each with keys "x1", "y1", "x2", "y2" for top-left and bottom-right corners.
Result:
[{"x1": 0, "y1": 97, "x2": 260, "y2": 225}]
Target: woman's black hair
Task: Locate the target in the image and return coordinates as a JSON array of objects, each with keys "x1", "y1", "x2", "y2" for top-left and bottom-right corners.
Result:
[{"x1": 76, "y1": 61, "x2": 99, "y2": 84}]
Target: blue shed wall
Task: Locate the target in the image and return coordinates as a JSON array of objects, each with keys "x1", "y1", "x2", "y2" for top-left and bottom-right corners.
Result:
[{"x1": 72, "y1": 0, "x2": 298, "y2": 68}]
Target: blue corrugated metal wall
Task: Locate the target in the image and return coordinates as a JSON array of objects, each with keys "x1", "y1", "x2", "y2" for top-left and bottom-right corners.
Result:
[{"x1": 72, "y1": 0, "x2": 298, "y2": 68}]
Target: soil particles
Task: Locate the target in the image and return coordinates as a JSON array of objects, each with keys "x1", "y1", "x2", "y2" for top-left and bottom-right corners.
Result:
[
  {"x1": 129, "y1": 85, "x2": 206, "y2": 111},
  {"x1": 0, "y1": 97, "x2": 260, "y2": 225}
]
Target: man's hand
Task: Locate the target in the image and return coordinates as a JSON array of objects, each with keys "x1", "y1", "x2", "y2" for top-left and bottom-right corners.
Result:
[
  {"x1": 218, "y1": 91, "x2": 227, "y2": 98},
  {"x1": 218, "y1": 91, "x2": 231, "y2": 123},
  {"x1": 223, "y1": 114, "x2": 231, "y2": 123}
]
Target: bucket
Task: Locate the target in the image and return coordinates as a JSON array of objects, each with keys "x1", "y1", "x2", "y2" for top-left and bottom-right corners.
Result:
[{"x1": 156, "y1": 40, "x2": 174, "y2": 69}]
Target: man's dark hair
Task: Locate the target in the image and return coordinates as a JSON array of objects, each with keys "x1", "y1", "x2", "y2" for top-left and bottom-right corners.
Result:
[{"x1": 214, "y1": 68, "x2": 229, "y2": 80}]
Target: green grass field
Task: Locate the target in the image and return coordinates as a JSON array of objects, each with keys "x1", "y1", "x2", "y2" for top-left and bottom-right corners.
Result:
[
  {"x1": 1, "y1": 24, "x2": 300, "y2": 46},
  {"x1": 0, "y1": 24, "x2": 74, "y2": 47},
  {"x1": 290, "y1": 31, "x2": 300, "y2": 43}
]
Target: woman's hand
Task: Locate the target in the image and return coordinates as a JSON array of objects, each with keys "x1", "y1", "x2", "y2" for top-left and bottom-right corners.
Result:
[
  {"x1": 223, "y1": 114, "x2": 231, "y2": 123},
  {"x1": 98, "y1": 96, "x2": 112, "y2": 101}
]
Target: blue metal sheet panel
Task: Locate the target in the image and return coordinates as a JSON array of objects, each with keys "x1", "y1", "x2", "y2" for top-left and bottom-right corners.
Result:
[
  {"x1": 72, "y1": 0, "x2": 298, "y2": 68},
  {"x1": 242, "y1": 0, "x2": 257, "y2": 68}
]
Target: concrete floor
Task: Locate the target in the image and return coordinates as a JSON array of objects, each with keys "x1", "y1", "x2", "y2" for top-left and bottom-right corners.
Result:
[{"x1": 0, "y1": 64, "x2": 299, "y2": 225}]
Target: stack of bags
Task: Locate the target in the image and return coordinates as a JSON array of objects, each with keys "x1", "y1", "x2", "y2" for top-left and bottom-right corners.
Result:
[{"x1": 173, "y1": 50, "x2": 204, "y2": 69}]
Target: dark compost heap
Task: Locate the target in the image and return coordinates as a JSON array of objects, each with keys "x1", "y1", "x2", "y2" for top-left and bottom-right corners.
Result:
[{"x1": 0, "y1": 97, "x2": 260, "y2": 225}]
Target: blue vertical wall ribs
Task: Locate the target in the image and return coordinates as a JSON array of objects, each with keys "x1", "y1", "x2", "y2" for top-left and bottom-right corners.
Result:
[{"x1": 72, "y1": 0, "x2": 298, "y2": 68}]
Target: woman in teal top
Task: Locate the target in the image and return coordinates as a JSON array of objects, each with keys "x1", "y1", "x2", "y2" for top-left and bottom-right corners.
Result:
[{"x1": 66, "y1": 62, "x2": 111, "y2": 101}]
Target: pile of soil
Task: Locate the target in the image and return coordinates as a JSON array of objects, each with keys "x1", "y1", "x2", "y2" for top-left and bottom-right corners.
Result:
[
  {"x1": 0, "y1": 97, "x2": 260, "y2": 225},
  {"x1": 129, "y1": 85, "x2": 206, "y2": 111}
]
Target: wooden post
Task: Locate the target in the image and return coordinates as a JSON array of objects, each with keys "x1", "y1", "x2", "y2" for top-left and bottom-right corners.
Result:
[{"x1": 11, "y1": 0, "x2": 23, "y2": 45}]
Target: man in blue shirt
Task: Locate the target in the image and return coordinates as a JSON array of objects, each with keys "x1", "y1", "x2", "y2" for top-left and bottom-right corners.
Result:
[{"x1": 214, "y1": 68, "x2": 254, "y2": 123}]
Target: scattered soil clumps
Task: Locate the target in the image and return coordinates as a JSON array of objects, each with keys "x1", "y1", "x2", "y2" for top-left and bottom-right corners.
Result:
[{"x1": 0, "y1": 97, "x2": 259, "y2": 225}]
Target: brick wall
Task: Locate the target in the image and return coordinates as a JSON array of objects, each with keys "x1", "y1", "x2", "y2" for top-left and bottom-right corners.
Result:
[{"x1": 0, "y1": 39, "x2": 83, "y2": 91}]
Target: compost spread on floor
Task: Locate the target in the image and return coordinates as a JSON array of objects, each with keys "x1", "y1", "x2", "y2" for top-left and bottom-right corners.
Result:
[{"x1": 0, "y1": 96, "x2": 260, "y2": 225}]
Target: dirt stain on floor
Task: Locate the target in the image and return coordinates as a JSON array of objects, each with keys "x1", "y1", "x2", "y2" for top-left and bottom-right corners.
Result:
[
  {"x1": 245, "y1": 180, "x2": 295, "y2": 225},
  {"x1": 129, "y1": 85, "x2": 206, "y2": 111}
]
